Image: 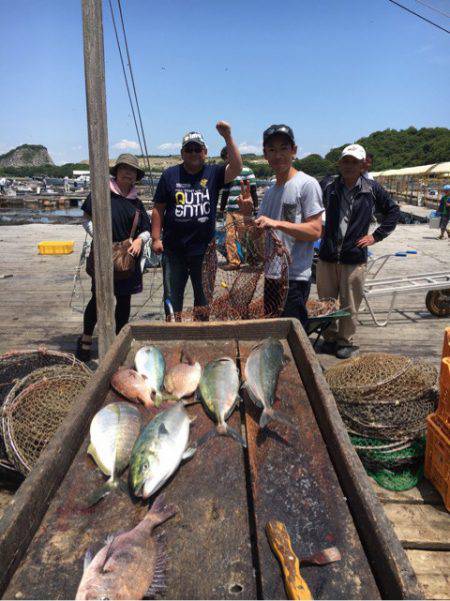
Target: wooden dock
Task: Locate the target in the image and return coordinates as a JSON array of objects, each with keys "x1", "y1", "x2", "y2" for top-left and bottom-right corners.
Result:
[{"x1": 0, "y1": 221, "x2": 449, "y2": 598}]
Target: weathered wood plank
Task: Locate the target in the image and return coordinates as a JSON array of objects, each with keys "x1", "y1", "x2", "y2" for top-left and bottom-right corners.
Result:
[
  {"x1": 0, "y1": 326, "x2": 132, "y2": 597},
  {"x1": 3, "y1": 338, "x2": 256, "y2": 600},
  {"x1": 238, "y1": 339, "x2": 380, "y2": 600},
  {"x1": 372, "y1": 479, "x2": 443, "y2": 505},
  {"x1": 383, "y1": 503, "x2": 450, "y2": 550},
  {"x1": 287, "y1": 321, "x2": 423, "y2": 599},
  {"x1": 407, "y1": 550, "x2": 450, "y2": 600},
  {"x1": 82, "y1": 0, "x2": 115, "y2": 357}
]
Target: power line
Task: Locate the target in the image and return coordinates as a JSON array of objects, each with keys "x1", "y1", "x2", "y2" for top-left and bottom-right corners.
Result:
[
  {"x1": 107, "y1": 0, "x2": 145, "y2": 161},
  {"x1": 414, "y1": 0, "x2": 450, "y2": 19},
  {"x1": 386, "y1": 0, "x2": 450, "y2": 33},
  {"x1": 116, "y1": 0, "x2": 155, "y2": 191}
]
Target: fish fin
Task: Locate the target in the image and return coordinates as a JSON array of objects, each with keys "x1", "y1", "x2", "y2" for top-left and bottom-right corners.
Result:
[
  {"x1": 181, "y1": 446, "x2": 196, "y2": 461},
  {"x1": 149, "y1": 495, "x2": 177, "y2": 526},
  {"x1": 182, "y1": 398, "x2": 201, "y2": 407},
  {"x1": 272, "y1": 409, "x2": 296, "y2": 429},
  {"x1": 243, "y1": 383, "x2": 262, "y2": 407},
  {"x1": 118, "y1": 478, "x2": 129, "y2": 495},
  {"x1": 83, "y1": 547, "x2": 94, "y2": 573},
  {"x1": 194, "y1": 428, "x2": 217, "y2": 447},
  {"x1": 86, "y1": 444, "x2": 110, "y2": 476},
  {"x1": 259, "y1": 408, "x2": 272, "y2": 429},
  {"x1": 180, "y1": 349, "x2": 194, "y2": 365},
  {"x1": 259, "y1": 408, "x2": 295, "y2": 430},
  {"x1": 85, "y1": 477, "x2": 118, "y2": 508},
  {"x1": 225, "y1": 425, "x2": 247, "y2": 448},
  {"x1": 158, "y1": 423, "x2": 170, "y2": 436}
]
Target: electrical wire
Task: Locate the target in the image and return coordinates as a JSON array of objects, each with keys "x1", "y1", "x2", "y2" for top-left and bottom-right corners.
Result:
[
  {"x1": 386, "y1": 0, "x2": 450, "y2": 33},
  {"x1": 116, "y1": 0, "x2": 155, "y2": 192},
  {"x1": 414, "y1": 0, "x2": 450, "y2": 19},
  {"x1": 107, "y1": 0, "x2": 145, "y2": 162}
]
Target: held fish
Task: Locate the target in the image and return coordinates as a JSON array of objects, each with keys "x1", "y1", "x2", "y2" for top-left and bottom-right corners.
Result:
[
  {"x1": 134, "y1": 345, "x2": 166, "y2": 405},
  {"x1": 164, "y1": 351, "x2": 202, "y2": 400},
  {"x1": 76, "y1": 495, "x2": 176, "y2": 600},
  {"x1": 129, "y1": 403, "x2": 195, "y2": 499},
  {"x1": 243, "y1": 338, "x2": 294, "y2": 429},
  {"x1": 198, "y1": 357, "x2": 246, "y2": 447},
  {"x1": 111, "y1": 368, "x2": 153, "y2": 408},
  {"x1": 87, "y1": 402, "x2": 141, "y2": 506}
]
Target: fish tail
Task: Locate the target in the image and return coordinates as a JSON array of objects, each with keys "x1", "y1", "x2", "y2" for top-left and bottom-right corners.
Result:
[
  {"x1": 224, "y1": 424, "x2": 247, "y2": 448},
  {"x1": 85, "y1": 476, "x2": 119, "y2": 508},
  {"x1": 148, "y1": 494, "x2": 177, "y2": 526},
  {"x1": 215, "y1": 422, "x2": 247, "y2": 447},
  {"x1": 259, "y1": 407, "x2": 295, "y2": 430}
]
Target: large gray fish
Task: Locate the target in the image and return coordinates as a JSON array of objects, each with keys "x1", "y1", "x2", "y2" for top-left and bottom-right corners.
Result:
[
  {"x1": 164, "y1": 351, "x2": 202, "y2": 400},
  {"x1": 87, "y1": 402, "x2": 142, "y2": 506},
  {"x1": 198, "y1": 357, "x2": 246, "y2": 447},
  {"x1": 76, "y1": 495, "x2": 176, "y2": 600},
  {"x1": 134, "y1": 345, "x2": 166, "y2": 405},
  {"x1": 129, "y1": 403, "x2": 195, "y2": 499},
  {"x1": 243, "y1": 338, "x2": 294, "y2": 429}
]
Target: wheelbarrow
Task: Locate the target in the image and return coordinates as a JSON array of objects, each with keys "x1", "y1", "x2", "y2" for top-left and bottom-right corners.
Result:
[{"x1": 305, "y1": 309, "x2": 351, "y2": 348}]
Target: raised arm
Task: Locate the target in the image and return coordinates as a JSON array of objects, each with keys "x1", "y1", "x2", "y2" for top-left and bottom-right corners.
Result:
[{"x1": 216, "y1": 121, "x2": 243, "y2": 184}]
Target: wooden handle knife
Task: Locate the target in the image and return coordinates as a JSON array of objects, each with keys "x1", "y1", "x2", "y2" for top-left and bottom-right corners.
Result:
[{"x1": 266, "y1": 521, "x2": 313, "y2": 600}]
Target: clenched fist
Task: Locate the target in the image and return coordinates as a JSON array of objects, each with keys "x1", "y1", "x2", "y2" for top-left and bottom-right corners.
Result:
[{"x1": 216, "y1": 121, "x2": 232, "y2": 140}]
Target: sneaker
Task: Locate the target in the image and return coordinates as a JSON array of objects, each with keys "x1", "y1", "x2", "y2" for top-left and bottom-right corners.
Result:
[
  {"x1": 319, "y1": 341, "x2": 337, "y2": 355},
  {"x1": 336, "y1": 345, "x2": 359, "y2": 359}
]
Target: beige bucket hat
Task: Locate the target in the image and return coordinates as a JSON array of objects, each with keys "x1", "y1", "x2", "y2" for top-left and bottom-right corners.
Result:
[{"x1": 110, "y1": 153, "x2": 145, "y2": 181}]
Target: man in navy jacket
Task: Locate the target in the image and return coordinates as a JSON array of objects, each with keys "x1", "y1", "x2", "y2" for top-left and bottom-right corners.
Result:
[{"x1": 317, "y1": 144, "x2": 399, "y2": 359}]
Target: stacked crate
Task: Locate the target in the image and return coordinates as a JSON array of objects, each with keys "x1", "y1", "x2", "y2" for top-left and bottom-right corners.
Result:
[{"x1": 425, "y1": 327, "x2": 450, "y2": 510}]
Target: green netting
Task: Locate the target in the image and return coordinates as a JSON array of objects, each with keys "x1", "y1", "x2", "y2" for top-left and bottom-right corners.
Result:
[
  {"x1": 367, "y1": 465, "x2": 424, "y2": 491},
  {"x1": 350, "y1": 435, "x2": 426, "y2": 491}
]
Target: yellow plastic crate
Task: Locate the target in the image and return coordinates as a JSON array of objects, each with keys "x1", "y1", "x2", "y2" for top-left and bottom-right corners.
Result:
[{"x1": 38, "y1": 241, "x2": 74, "y2": 255}]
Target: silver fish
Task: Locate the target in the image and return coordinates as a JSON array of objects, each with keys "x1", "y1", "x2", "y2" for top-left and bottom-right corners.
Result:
[
  {"x1": 198, "y1": 357, "x2": 246, "y2": 447},
  {"x1": 76, "y1": 495, "x2": 176, "y2": 600},
  {"x1": 129, "y1": 403, "x2": 195, "y2": 499},
  {"x1": 87, "y1": 402, "x2": 142, "y2": 506},
  {"x1": 243, "y1": 338, "x2": 294, "y2": 429},
  {"x1": 134, "y1": 345, "x2": 166, "y2": 404}
]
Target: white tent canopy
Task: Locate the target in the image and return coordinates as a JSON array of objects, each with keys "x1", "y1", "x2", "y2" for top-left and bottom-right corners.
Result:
[{"x1": 372, "y1": 162, "x2": 450, "y2": 177}]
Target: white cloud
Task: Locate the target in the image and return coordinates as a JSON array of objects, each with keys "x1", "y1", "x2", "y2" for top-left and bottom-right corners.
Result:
[
  {"x1": 238, "y1": 142, "x2": 262, "y2": 154},
  {"x1": 157, "y1": 142, "x2": 181, "y2": 152},
  {"x1": 113, "y1": 139, "x2": 140, "y2": 150},
  {"x1": 72, "y1": 145, "x2": 83, "y2": 151}
]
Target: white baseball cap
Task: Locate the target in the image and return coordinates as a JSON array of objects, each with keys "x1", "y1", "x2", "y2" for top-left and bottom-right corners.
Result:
[{"x1": 341, "y1": 144, "x2": 366, "y2": 161}]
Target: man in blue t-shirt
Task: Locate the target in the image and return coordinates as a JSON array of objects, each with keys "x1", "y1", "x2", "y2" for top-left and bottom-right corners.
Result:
[{"x1": 151, "y1": 121, "x2": 243, "y2": 320}]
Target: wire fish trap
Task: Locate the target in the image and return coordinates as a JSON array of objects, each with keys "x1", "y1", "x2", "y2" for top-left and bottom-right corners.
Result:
[
  {"x1": 1, "y1": 373, "x2": 91, "y2": 475},
  {"x1": 175, "y1": 219, "x2": 290, "y2": 322},
  {"x1": 0, "y1": 348, "x2": 89, "y2": 474},
  {"x1": 325, "y1": 353, "x2": 438, "y2": 441}
]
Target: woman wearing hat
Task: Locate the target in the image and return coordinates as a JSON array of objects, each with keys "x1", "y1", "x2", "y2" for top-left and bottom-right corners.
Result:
[
  {"x1": 76, "y1": 154, "x2": 151, "y2": 362},
  {"x1": 438, "y1": 184, "x2": 450, "y2": 240}
]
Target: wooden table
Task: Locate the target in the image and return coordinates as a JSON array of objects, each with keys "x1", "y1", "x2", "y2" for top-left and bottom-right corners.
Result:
[{"x1": 0, "y1": 320, "x2": 422, "y2": 599}]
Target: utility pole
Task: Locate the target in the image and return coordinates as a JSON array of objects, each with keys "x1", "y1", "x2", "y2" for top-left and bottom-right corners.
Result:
[{"x1": 82, "y1": 0, "x2": 115, "y2": 358}]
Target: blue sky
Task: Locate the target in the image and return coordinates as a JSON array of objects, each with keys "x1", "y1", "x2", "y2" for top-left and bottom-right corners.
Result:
[{"x1": 1, "y1": 0, "x2": 449, "y2": 164}]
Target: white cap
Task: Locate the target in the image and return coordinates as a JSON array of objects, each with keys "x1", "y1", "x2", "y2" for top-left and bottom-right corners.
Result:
[{"x1": 341, "y1": 144, "x2": 366, "y2": 161}]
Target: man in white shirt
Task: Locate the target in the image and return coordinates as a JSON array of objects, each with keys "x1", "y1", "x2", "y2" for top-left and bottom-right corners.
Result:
[{"x1": 238, "y1": 124, "x2": 324, "y2": 326}]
